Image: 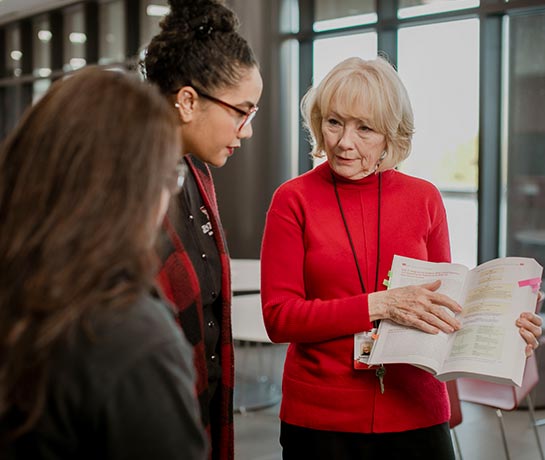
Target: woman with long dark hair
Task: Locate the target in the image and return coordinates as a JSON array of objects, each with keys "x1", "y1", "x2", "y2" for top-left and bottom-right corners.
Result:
[
  {"x1": 144, "y1": 1, "x2": 263, "y2": 458},
  {"x1": 0, "y1": 67, "x2": 207, "y2": 459}
]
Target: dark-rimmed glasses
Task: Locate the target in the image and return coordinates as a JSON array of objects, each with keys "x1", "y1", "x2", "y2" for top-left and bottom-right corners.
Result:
[{"x1": 174, "y1": 88, "x2": 258, "y2": 133}]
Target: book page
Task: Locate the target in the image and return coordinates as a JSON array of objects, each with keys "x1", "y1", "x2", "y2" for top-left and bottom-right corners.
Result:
[
  {"x1": 439, "y1": 257, "x2": 542, "y2": 385},
  {"x1": 367, "y1": 256, "x2": 469, "y2": 372}
]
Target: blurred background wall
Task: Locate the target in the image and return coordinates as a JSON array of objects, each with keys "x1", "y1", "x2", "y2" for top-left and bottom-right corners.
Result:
[{"x1": 1, "y1": 0, "x2": 545, "y2": 269}]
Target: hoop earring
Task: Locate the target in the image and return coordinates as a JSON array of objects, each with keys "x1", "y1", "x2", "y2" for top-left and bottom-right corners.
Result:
[{"x1": 374, "y1": 150, "x2": 387, "y2": 173}]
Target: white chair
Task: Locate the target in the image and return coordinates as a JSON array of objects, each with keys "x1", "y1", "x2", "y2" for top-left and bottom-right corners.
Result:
[
  {"x1": 230, "y1": 259, "x2": 282, "y2": 413},
  {"x1": 455, "y1": 354, "x2": 544, "y2": 460},
  {"x1": 231, "y1": 293, "x2": 271, "y2": 343},
  {"x1": 527, "y1": 312, "x2": 545, "y2": 421},
  {"x1": 230, "y1": 258, "x2": 261, "y2": 295},
  {"x1": 231, "y1": 293, "x2": 282, "y2": 413},
  {"x1": 446, "y1": 380, "x2": 463, "y2": 459}
]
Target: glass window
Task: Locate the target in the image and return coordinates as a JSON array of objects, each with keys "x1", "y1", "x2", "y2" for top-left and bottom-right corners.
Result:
[
  {"x1": 99, "y1": 0, "x2": 126, "y2": 64},
  {"x1": 6, "y1": 25, "x2": 22, "y2": 77},
  {"x1": 398, "y1": 0, "x2": 479, "y2": 19},
  {"x1": 504, "y1": 11, "x2": 545, "y2": 271},
  {"x1": 33, "y1": 79, "x2": 51, "y2": 104},
  {"x1": 313, "y1": 32, "x2": 377, "y2": 84},
  {"x1": 33, "y1": 15, "x2": 52, "y2": 78},
  {"x1": 280, "y1": 39, "x2": 300, "y2": 177},
  {"x1": 398, "y1": 19, "x2": 479, "y2": 267},
  {"x1": 280, "y1": 0, "x2": 299, "y2": 34},
  {"x1": 2, "y1": 85, "x2": 24, "y2": 136},
  {"x1": 140, "y1": 0, "x2": 169, "y2": 52},
  {"x1": 312, "y1": 32, "x2": 377, "y2": 167},
  {"x1": 314, "y1": 0, "x2": 376, "y2": 31},
  {"x1": 63, "y1": 4, "x2": 87, "y2": 72}
]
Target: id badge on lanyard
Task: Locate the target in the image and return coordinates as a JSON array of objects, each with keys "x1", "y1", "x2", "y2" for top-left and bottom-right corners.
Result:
[{"x1": 353, "y1": 328, "x2": 378, "y2": 369}]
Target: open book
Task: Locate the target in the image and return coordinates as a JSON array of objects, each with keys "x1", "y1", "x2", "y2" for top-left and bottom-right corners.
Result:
[{"x1": 365, "y1": 255, "x2": 542, "y2": 386}]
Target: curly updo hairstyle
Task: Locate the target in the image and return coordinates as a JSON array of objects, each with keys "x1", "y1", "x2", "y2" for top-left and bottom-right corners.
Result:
[{"x1": 144, "y1": 0, "x2": 258, "y2": 95}]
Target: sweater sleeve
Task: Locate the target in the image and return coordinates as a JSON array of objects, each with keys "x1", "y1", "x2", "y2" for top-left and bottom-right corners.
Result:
[
  {"x1": 98, "y1": 335, "x2": 208, "y2": 460},
  {"x1": 260, "y1": 186, "x2": 373, "y2": 344},
  {"x1": 426, "y1": 190, "x2": 452, "y2": 264}
]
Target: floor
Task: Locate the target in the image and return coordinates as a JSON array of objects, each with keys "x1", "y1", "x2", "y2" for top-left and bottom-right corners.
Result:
[{"x1": 234, "y1": 343, "x2": 545, "y2": 460}]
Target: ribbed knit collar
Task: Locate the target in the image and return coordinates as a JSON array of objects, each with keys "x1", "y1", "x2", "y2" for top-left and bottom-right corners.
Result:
[{"x1": 316, "y1": 161, "x2": 395, "y2": 189}]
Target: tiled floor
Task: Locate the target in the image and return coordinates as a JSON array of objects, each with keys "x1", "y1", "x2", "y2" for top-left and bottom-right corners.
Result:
[{"x1": 234, "y1": 343, "x2": 545, "y2": 460}]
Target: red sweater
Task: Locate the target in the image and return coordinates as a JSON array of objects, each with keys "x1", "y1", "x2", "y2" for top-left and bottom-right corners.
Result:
[{"x1": 261, "y1": 162, "x2": 452, "y2": 433}]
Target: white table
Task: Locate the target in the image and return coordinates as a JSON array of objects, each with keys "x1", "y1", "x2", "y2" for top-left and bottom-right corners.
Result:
[{"x1": 230, "y1": 258, "x2": 261, "y2": 294}]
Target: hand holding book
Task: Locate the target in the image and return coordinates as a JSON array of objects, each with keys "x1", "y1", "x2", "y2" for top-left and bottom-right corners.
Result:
[
  {"x1": 368, "y1": 279, "x2": 462, "y2": 335},
  {"x1": 517, "y1": 309, "x2": 543, "y2": 358},
  {"x1": 359, "y1": 255, "x2": 543, "y2": 386}
]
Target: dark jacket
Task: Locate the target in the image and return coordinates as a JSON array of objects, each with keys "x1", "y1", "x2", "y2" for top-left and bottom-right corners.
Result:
[
  {"x1": 157, "y1": 156, "x2": 234, "y2": 460},
  {"x1": 3, "y1": 292, "x2": 208, "y2": 460}
]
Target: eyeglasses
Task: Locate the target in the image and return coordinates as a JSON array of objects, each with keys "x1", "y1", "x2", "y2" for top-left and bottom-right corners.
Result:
[
  {"x1": 195, "y1": 89, "x2": 259, "y2": 133},
  {"x1": 174, "y1": 87, "x2": 258, "y2": 133}
]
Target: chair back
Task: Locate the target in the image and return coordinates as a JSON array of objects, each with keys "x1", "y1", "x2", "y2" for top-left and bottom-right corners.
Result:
[
  {"x1": 447, "y1": 380, "x2": 463, "y2": 428},
  {"x1": 231, "y1": 293, "x2": 271, "y2": 343},
  {"x1": 231, "y1": 259, "x2": 260, "y2": 294},
  {"x1": 457, "y1": 354, "x2": 539, "y2": 411}
]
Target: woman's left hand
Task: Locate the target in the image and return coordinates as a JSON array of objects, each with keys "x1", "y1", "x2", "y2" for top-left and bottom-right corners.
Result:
[{"x1": 517, "y1": 311, "x2": 542, "y2": 358}]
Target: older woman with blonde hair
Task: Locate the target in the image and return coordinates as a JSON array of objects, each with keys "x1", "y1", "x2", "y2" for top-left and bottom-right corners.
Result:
[{"x1": 260, "y1": 56, "x2": 542, "y2": 459}]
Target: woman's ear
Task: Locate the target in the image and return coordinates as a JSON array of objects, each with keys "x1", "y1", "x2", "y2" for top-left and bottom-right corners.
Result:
[{"x1": 174, "y1": 86, "x2": 198, "y2": 123}]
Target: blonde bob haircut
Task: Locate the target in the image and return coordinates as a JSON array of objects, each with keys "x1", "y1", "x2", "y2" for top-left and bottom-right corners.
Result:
[{"x1": 301, "y1": 56, "x2": 415, "y2": 171}]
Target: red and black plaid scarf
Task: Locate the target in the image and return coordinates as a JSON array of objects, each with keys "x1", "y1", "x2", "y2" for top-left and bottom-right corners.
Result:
[{"x1": 157, "y1": 156, "x2": 234, "y2": 460}]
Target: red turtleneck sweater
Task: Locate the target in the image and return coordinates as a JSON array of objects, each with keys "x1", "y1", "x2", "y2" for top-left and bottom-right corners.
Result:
[{"x1": 261, "y1": 162, "x2": 451, "y2": 433}]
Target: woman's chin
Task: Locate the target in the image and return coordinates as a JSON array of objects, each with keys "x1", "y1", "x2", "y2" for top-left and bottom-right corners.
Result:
[
  {"x1": 195, "y1": 153, "x2": 230, "y2": 169},
  {"x1": 332, "y1": 164, "x2": 373, "y2": 181},
  {"x1": 211, "y1": 156, "x2": 230, "y2": 168}
]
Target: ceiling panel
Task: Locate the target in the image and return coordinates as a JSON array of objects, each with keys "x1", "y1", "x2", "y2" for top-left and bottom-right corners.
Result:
[{"x1": 0, "y1": 0, "x2": 78, "y2": 25}]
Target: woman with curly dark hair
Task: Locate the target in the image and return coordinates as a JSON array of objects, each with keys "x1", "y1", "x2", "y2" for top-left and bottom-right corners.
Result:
[
  {"x1": 144, "y1": 1, "x2": 263, "y2": 458},
  {"x1": 0, "y1": 67, "x2": 207, "y2": 459}
]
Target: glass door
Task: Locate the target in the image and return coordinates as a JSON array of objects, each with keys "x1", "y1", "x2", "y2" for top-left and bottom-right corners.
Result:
[{"x1": 504, "y1": 11, "x2": 545, "y2": 273}]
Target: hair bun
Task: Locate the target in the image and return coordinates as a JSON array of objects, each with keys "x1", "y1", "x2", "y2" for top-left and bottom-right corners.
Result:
[
  {"x1": 190, "y1": 17, "x2": 215, "y2": 38},
  {"x1": 166, "y1": 0, "x2": 239, "y2": 36}
]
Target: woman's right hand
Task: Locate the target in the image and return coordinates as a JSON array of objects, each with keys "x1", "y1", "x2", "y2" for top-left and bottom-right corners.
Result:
[{"x1": 368, "y1": 280, "x2": 462, "y2": 334}]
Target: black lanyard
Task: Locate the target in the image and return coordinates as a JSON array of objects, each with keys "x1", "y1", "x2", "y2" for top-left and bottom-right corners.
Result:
[
  {"x1": 332, "y1": 171, "x2": 387, "y2": 387},
  {"x1": 331, "y1": 170, "x2": 382, "y2": 298}
]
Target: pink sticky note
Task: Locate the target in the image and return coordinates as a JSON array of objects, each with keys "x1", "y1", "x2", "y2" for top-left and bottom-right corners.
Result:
[{"x1": 518, "y1": 277, "x2": 541, "y2": 293}]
